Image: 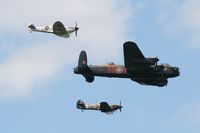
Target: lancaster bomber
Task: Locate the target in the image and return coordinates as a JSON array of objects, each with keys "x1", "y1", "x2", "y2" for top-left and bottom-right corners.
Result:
[
  {"x1": 76, "y1": 100, "x2": 122, "y2": 113},
  {"x1": 74, "y1": 41, "x2": 180, "y2": 87},
  {"x1": 28, "y1": 21, "x2": 79, "y2": 38}
]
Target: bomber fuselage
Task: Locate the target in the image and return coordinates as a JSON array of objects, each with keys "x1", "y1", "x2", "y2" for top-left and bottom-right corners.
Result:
[
  {"x1": 74, "y1": 63, "x2": 179, "y2": 79},
  {"x1": 74, "y1": 41, "x2": 180, "y2": 87},
  {"x1": 74, "y1": 63, "x2": 180, "y2": 87}
]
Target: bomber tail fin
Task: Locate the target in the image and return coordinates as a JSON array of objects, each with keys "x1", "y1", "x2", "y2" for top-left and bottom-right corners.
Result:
[
  {"x1": 78, "y1": 50, "x2": 88, "y2": 68},
  {"x1": 74, "y1": 50, "x2": 94, "y2": 83}
]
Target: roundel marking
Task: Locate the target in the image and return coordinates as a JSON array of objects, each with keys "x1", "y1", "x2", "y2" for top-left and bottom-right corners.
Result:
[
  {"x1": 115, "y1": 67, "x2": 123, "y2": 74},
  {"x1": 82, "y1": 60, "x2": 86, "y2": 65},
  {"x1": 45, "y1": 26, "x2": 49, "y2": 30}
]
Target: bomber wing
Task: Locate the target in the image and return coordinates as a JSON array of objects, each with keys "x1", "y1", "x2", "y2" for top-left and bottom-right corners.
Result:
[
  {"x1": 123, "y1": 41, "x2": 151, "y2": 71},
  {"x1": 53, "y1": 21, "x2": 69, "y2": 37},
  {"x1": 100, "y1": 102, "x2": 112, "y2": 112}
]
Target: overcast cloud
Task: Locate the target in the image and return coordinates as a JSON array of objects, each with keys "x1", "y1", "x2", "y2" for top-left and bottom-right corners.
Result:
[{"x1": 0, "y1": 0, "x2": 139, "y2": 98}]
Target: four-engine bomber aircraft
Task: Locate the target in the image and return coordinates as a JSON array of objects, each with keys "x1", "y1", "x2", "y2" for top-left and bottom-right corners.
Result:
[
  {"x1": 74, "y1": 41, "x2": 180, "y2": 87},
  {"x1": 76, "y1": 100, "x2": 122, "y2": 114},
  {"x1": 28, "y1": 21, "x2": 79, "y2": 38}
]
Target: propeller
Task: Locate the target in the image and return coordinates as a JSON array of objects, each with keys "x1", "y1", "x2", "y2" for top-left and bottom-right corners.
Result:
[
  {"x1": 119, "y1": 101, "x2": 122, "y2": 112},
  {"x1": 75, "y1": 21, "x2": 79, "y2": 37},
  {"x1": 27, "y1": 23, "x2": 33, "y2": 33},
  {"x1": 155, "y1": 55, "x2": 159, "y2": 66},
  {"x1": 165, "y1": 79, "x2": 168, "y2": 87}
]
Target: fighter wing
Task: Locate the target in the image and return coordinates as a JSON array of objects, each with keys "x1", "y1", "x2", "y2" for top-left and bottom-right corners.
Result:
[
  {"x1": 100, "y1": 102, "x2": 112, "y2": 112},
  {"x1": 123, "y1": 41, "x2": 150, "y2": 71},
  {"x1": 53, "y1": 21, "x2": 69, "y2": 36}
]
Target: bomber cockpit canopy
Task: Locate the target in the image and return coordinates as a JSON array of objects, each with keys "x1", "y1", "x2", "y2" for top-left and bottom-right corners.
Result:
[
  {"x1": 161, "y1": 63, "x2": 170, "y2": 67},
  {"x1": 107, "y1": 62, "x2": 115, "y2": 65}
]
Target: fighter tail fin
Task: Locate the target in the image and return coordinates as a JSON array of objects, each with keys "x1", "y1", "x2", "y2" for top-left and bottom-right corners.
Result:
[
  {"x1": 76, "y1": 100, "x2": 86, "y2": 110},
  {"x1": 28, "y1": 23, "x2": 36, "y2": 33}
]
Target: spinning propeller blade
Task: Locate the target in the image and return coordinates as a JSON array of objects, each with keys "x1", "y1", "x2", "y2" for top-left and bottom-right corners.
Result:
[
  {"x1": 75, "y1": 21, "x2": 79, "y2": 37},
  {"x1": 155, "y1": 55, "x2": 158, "y2": 66},
  {"x1": 119, "y1": 101, "x2": 122, "y2": 112}
]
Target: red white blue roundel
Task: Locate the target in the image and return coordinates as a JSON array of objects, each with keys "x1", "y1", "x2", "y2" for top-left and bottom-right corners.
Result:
[
  {"x1": 45, "y1": 26, "x2": 49, "y2": 30},
  {"x1": 82, "y1": 60, "x2": 86, "y2": 65},
  {"x1": 115, "y1": 67, "x2": 123, "y2": 74}
]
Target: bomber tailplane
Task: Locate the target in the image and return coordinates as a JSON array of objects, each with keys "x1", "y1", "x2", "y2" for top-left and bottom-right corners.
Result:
[{"x1": 74, "y1": 50, "x2": 94, "y2": 83}]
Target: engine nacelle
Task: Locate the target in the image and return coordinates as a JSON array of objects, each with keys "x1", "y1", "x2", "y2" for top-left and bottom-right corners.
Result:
[
  {"x1": 85, "y1": 75, "x2": 95, "y2": 83},
  {"x1": 146, "y1": 58, "x2": 159, "y2": 65},
  {"x1": 134, "y1": 58, "x2": 159, "y2": 66},
  {"x1": 157, "y1": 78, "x2": 168, "y2": 87}
]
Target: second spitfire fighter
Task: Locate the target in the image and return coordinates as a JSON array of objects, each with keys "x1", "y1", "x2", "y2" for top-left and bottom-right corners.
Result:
[
  {"x1": 74, "y1": 41, "x2": 180, "y2": 87},
  {"x1": 28, "y1": 21, "x2": 79, "y2": 38},
  {"x1": 76, "y1": 100, "x2": 122, "y2": 114}
]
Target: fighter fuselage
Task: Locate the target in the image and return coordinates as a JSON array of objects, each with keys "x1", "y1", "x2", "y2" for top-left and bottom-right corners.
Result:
[
  {"x1": 28, "y1": 21, "x2": 79, "y2": 38},
  {"x1": 76, "y1": 100, "x2": 122, "y2": 113}
]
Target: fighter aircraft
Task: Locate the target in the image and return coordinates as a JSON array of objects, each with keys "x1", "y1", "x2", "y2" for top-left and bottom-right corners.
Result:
[
  {"x1": 74, "y1": 41, "x2": 180, "y2": 87},
  {"x1": 76, "y1": 100, "x2": 122, "y2": 114},
  {"x1": 28, "y1": 21, "x2": 79, "y2": 38}
]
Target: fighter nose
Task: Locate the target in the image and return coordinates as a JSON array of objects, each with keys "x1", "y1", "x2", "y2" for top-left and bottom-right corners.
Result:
[
  {"x1": 119, "y1": 105, "x2": 122, "y2": 112},
  {"x1": 75, "y1": 27, "x2": 79, "y2": 31}
]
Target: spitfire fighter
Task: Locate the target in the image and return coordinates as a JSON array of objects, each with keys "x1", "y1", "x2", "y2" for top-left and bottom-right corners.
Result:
[
  {"x1": 28, "y1": 21, "x2": 79, "y2": 38},
  {"x1": 76, "y1": 100, "x2": 122, "y2": 114},
  {"x1": 74, "y1": 41, "x2": 180, "y2": 87}
]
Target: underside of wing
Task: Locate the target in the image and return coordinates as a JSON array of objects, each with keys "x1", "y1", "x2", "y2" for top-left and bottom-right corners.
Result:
[
  {"x1": 53, "y1": 21, "x2": 68, "y2": 36},
  {"x1": 100, "y1": 102, "x2": 112, "y2": 112},
  {"x1": 132, "y1": 77, "x2": 168, "y2": 87},
  {"x1": 123, "y1": 41, "x2": 150, "y2": 71}
]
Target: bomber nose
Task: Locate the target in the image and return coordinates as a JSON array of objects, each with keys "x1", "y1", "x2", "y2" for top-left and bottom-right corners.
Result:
[{"x1": 174, "y1": 67, "x2": 180, "y2": 76}]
